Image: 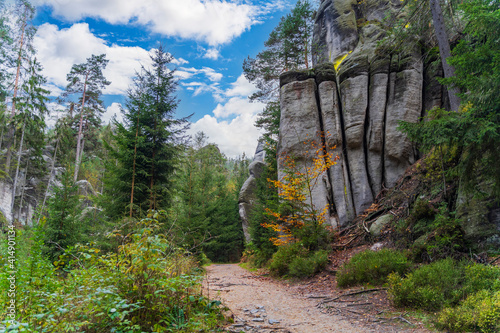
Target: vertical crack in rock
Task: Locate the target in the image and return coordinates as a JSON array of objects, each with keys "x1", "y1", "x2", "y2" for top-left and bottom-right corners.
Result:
[
  {"x1": 313, "y1": 78, "x2": 336, "y2": 220},
  {"x1": 364, "y1": 63, "x2": 374, "y2": 199},
  {"x1": 381, "y1": 55, "x2": 392, "y2": 189},
  {"x1": 335, "y1": 73, "x2": 357, "y2": 217}
]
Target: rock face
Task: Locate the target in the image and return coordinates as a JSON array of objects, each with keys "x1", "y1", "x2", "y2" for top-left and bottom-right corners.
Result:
[
  {"x1": 0, "y1": 146, "x2": 64, "y2": 226},
  {"x1": 277, "y1": 0, "x2": 448, "y2": 228},
  {"x1": 239, "y1": 140, "x2": 266, "y2": 242}
]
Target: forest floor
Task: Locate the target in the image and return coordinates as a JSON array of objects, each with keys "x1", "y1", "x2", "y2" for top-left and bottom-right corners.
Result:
[{"x1": 204, "y1": 261, "x2": 434, "y2": 333}]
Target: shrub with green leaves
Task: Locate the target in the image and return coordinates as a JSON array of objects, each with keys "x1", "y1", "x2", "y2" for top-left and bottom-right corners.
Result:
[
  {"x1": 0, "y1": 212, "x2": 227, "y2": 332},
  {"x1": 437, "y1": 290, "x2": 500, "y2": 333},
  {"x1": 336, "y1": 249, "x2": 411, "y2": 288},
  {"x1": 288, "y1": 250, "x2": 329, "y2": 278},
  {"x1": 388, "y1": 258, "x2": 465, "y2": 311},
  {"x1": 268, "y1": 243, "x2": 329, "y2": 278},
  {"x1": 388, "y1": 259, "x2": 500, "y2": 312}
]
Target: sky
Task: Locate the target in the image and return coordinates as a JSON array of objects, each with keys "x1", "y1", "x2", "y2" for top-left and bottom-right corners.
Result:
[{"x1": 26, "y1": 0, "x2": 300, "y2": 158}]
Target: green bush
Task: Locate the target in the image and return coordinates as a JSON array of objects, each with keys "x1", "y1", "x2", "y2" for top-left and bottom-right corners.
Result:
[
  {"x1": 388, "y1": 259, "x2": 500, "y2": 312},
  {"x1": 388, "y1": 258, "x2": 465, "y2": 311},
  {"x1": 268, "y1": 243, "x2": 329, "y2": 278},
  {"x1": 268, "y1": 242, "x2": 307, "y2": 276},
  {"x1": 336, "y1": 249, "x2": 411, "y2": 288},
  {"x1": 0, "y1": 212, "x2": 227, "y2": 332},
  {"x1": 288, "y1": 250, "x2": 329, "y2": 278},
  {"x1": 437, "y1": 290, "x2": 500, "y2": 333}
]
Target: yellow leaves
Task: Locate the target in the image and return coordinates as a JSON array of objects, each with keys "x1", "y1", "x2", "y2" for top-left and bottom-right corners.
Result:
[{"x1": 263, "y1": 131, "x2": 336, "y2": 246}]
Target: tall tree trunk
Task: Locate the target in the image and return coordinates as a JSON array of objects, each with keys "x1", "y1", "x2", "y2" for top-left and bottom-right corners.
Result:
[
  {"x1": 74, "y1": 72, "x2": 89, "y2": 181},
  {"x1": 11, "y1": 121, "x2": 26, "y2": 221},
  {"x1": 430, "y1": 0, "x2": 461, "y2": 111},
  {"x1": 130, "y1": 114, "x2": 140, "y2": 217},
  {"x1": 17, "y1": 159, "x2": 29, "y2": 221},
  {"x1": 38, "y1": 138, "x2": 59, "y2": 224},
  {"x1": 4, "y1": 9, "x2": 27, "y2": 174}
]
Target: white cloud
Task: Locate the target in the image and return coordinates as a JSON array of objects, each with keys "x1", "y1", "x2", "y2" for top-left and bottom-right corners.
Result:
[
  {"x1": 179, "y1": 66, "x2": 223, "y2": 82},
  {"x1": 103, "y1": 102, "x2": 123, "y2": 124},
  {"x1": 172, "y1": 57, "x2": 189, "y2": 66},
  {"x1": 203, "y1": 48, "x2": 220, "y2": 60},
  {"x1": 225, "y1": 74, "x2": 258, "y2": 97},
  {"x1": 213, "y1": 97, "x2": 264, "y2": 118},
  {"x1": 34, "y1": 23, "x2": 155, "y2": 95},
  {"x1": 188, "y1": 113, "x2": 262, "y2": 158},
  {"x1": 188, "y1": 74, "x2": 265, "y2": 157},
  {"x1": 34, "y1": 0, "x2": 261, "y2": 46}
]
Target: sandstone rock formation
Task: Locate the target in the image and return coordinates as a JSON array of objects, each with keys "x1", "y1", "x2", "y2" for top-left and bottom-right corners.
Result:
[
  {"x1": 238, "y1": 140, "x2": 266, "y2": 242},
  {"x1": 0, "y1": 145, "x2": 64, "y2": 226},
  {"x1": 277, "y1": 0, "x2": 449, "y2": 228}
]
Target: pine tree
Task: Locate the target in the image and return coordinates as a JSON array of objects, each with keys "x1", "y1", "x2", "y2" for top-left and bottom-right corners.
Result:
[
  {"x1": 62, "y1": 54, "x2": 110, "y2": 181},
  {"x1": 3, "y1": 0, "x2": 36, "y2": 174},
  {"x1": 10, "y1": 57, "x2": 49, "y2": 222}
]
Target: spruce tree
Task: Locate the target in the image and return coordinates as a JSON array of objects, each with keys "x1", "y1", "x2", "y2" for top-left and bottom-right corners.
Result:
[{"x1": 104, "y1": 46, "x2": 189, "y2": 219}]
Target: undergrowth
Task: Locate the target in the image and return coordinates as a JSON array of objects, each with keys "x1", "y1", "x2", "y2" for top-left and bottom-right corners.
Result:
[
  {"x1": 268, "y1": 242, "x2": 329, "y2": 278},
  {"x1": 0, "y1": 212, "x2": 227, "y2": 332},
  {"x1": 336, "y1": 249, "x2": 411, "y2": 288}
]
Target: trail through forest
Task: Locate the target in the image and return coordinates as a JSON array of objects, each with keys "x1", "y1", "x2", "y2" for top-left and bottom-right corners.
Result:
[{"x1": 204, "y1": 264, "x2": 432, "y2": 333}]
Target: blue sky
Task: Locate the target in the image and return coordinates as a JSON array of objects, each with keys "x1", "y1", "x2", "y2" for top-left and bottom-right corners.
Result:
[{"x1": 27, "y1": 0, "x2": 301, "y2": 158}]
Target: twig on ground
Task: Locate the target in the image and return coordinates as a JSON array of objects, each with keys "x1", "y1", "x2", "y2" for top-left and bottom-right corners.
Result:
[{"x1": 318, "y1": 288, "x2": 386, "y2": 305}]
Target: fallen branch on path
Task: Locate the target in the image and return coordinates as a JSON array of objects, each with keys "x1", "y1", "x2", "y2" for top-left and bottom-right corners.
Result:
[
  {"x1": 318, "y1": 288, "x2": 387, "y2": 306},
  {"x1": 376, "y1": 314, "x2": 414, "y2": 326}
]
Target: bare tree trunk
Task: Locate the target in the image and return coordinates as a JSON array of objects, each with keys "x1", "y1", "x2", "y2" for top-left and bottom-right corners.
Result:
[
  {"x1": 17, "y1": 159, "x2": 29, "y2": 221},
  {"x1": 430, "y1": 0, "x2": 461, "y2": 111},
  {"x1": 11, "y1": 121, "x2": 26, "y2": 221},
  {"x1": 4, "y1": 10, "x2": 27, "y2": 174},
  {"x1": 37, "y1": 138, "x2": 59, "y2": 224},
  {"x1": 130, "y1": 114, "x2": 140, "y2": 217},
  {"x1": 74, "y1": 72, "x2": 89, "y2": 181}
]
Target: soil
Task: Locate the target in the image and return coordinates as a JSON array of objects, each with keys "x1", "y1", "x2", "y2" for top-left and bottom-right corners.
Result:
[{"x1": 204, "y1": 261, "x2": 434, "y2": 333}]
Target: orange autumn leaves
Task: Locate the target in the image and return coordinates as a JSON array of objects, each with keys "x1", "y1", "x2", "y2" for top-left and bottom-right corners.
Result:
[{"x1": 263, "y1": 134, "x2": 338, "y2": 246}]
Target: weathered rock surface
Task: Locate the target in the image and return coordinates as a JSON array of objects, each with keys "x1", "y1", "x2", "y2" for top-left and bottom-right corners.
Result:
[
  {"x1": 276, "y1": 0, "x2": 450, "y2": 228},
  {"x1": 239, "y1": 140, "x2": 266, "y2": 242},
  {"x1": 0, "y1": 146, "x2": 64, "y2": 226}
]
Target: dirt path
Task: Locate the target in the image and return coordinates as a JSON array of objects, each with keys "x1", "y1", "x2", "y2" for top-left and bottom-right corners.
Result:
[{"x1": 204, "y1": 264, "x2": 431, "y2": 333}]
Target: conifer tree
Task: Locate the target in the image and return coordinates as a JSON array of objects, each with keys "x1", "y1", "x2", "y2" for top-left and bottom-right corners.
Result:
[
  {"x1": 62, "y1": 54, "x2": 110, "y2": 181},
  {"x1": 10, "y1": 57, "x2": 49, "y2": 222},
  {"x1": 3, "y1": 0, "x2": 36, "y2": 174},
  {"x1": 104, "y1": 46, "x2": 189, "y2": 218},
  {"x1": 174, "y1": 133, "x2": 244, "y2": 262}
]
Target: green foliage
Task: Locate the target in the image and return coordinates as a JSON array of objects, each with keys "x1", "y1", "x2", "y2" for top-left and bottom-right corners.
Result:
[
  {"x1": 388, "y1": 259, "x2": 500, "y2": 312},
  {"x1": 437, "y1": 290, "x2": 500, "y2": 333},
  {"x1": 288, "y1": 250, "x2": 329, "y2": 278},
  {"x1": 0, "y1": 212, "x2": 227, "y2": 332},
  {"x1": 247, "y1": 161, "x2": 278, "y2": 264},
  {"x1": 104, "y1": 46, "x2": 189, "y2": 218},
  {"x1": 337, "y1": 249, "x2": 411, "y2": 288},
  {"x1": 395, "y1": 199, "x2": 467, "y2": 262},
  {"x1": 400, "y1": 0, "x2": 500, "y2": 196},
  {"x1": 43, "y1": 168, "x2": 83, "y2": 260},
  {"x1": 388, "y1": 259, "x2": 465, "y2": 311},
  {"x1": 173, "y1": 133, "x2": 244, "y2": 263},
  {"x1": 268, "y1": 242, "x2": 307, "y2": 276},
  {"x1": 268, "y1": 242, "x2": 329, "y2": 278}
]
